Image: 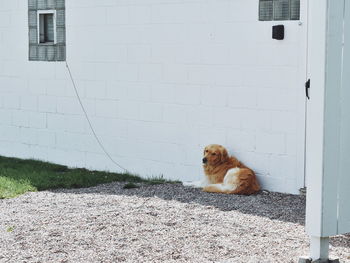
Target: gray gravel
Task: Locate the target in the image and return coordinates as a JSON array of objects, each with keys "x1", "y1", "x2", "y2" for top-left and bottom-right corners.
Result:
[{"x1": 0, "y1": 183, "x2": 349, "y2": 263}]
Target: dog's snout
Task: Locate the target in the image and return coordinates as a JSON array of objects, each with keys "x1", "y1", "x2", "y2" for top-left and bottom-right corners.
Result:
[{"x1": 202, "y1": 158, "x2": 207, "y2": 164}]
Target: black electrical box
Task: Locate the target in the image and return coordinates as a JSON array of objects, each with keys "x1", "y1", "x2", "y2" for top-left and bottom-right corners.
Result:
[{"x1": 272, "y1": 25, "x2": 284, "y2": 40}]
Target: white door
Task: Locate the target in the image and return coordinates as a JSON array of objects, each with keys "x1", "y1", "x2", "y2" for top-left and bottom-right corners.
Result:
[{"x1": 257, "y1": 0, "x2": 308, "y2": 193}]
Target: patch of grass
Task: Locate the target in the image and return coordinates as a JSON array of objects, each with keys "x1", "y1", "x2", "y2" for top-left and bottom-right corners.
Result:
[
  {"x1": 6, "y1": 226, "x2": 15, "y2": 232},
  {"x1": 0, "y1": 156, "x2": 179, "y2": 199},
  {"x1": 145, "y1": 175, "x2": 181, "y2": 185}
]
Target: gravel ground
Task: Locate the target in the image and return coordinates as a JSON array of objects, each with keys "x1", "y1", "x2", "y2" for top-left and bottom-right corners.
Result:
[{"x1": 0, "y1": 183, "x2": 349, "y2": 263}]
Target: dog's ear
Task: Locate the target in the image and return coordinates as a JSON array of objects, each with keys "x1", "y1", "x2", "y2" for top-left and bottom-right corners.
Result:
[{"x1": 220, "y1": 147, "x2": 228, "y2": 163}]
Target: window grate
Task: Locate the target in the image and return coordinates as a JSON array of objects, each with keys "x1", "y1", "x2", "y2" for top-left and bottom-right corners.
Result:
[
  {"x1": 29, "y1": 28, "x2": 37, "y2": 44},
  {"x1": 56, "y1": 27, "x2": 65, "y2": 43},
  {"x1": 28, "y1": 0, "x2": 66, "y2": 61},
  {"x1": 290, "y1": 0, "x2": 300, "y2": 20},
  {"x1": 28, "y1": 11, "x2": 37, "y2": 26},
  {"x1": 259, "y1": 0, "x2": 300, "y2": 21},
  {"x1": 56, "y1": 10, "x2": 65, "y2": 26},
  {"x1": 259, "y1": 0, "x2": 273, "y2": 21},
  {"x1": 273, "y1": 0, "x2": 290, "y2": 20}
]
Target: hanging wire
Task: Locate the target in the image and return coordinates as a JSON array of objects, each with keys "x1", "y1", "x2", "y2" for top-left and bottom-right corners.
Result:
[{"x1": 65, "y1": 61, "x2": 129, "y2": 173}]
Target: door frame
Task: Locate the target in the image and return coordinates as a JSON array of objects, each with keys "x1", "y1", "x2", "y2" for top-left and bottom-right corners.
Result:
[{"x1": 295, "y1": 0, "x2": 309, "y2": 191}]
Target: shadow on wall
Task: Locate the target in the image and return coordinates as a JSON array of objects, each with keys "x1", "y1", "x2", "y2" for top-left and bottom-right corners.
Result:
[{"x1": 51, "y1": 182, "x2": 306, "y2": 225}]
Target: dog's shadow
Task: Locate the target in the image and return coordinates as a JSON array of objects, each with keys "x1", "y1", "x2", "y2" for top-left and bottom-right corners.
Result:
[{"x1": 52, "y1": 182, "x2": 306, "y2": 225}]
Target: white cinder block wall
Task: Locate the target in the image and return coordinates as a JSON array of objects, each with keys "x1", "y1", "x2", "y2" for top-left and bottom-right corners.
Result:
[{"x1": 0, "y1": 0, "x2": 307, "y2": 194}]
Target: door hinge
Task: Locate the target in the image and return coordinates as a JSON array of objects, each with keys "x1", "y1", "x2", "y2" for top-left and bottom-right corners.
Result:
[{"x1": 305, "y1": 79, "x2": 310, "y2": 100}]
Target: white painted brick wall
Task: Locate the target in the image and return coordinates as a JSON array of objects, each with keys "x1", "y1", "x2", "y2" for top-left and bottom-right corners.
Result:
[{"x1": 0, "y1": 0, "x2": 307, "y2": 194}]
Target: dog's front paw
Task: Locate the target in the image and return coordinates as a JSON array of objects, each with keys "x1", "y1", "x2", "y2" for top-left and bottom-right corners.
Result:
[
  {"x1": 183, "y1": 180, "x2": 205, "y2": 188},
  {"x1": 202, "y1": 186, "x2": 210, "y2": 192}
]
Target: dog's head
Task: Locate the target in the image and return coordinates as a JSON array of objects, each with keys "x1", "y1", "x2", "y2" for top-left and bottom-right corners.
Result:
[{"x1": 202, "y1": 144, "x2": 229, "y2": 166}]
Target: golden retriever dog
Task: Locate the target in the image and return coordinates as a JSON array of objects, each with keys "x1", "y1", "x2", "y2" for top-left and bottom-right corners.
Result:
[{"x1": 201, "y1": 144, "x2": 260, "y2": 195}]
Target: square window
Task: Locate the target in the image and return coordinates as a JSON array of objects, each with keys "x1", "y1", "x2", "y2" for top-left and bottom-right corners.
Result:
[
  {"x1": 273, "y1": 0, "x2": 290, "y2": 20},
  {"x1": 259, "y1": 0, "x2": 273, "y2": 21},
  {"x1": 259, "y1": 0, "x2": 300, "y2": 21},
  {"x1": 28, "y1": 0, "x2": 65, "y2": 62},
  {"x1": 38, "y1": 11, "x2": 56, "y2": 44}
]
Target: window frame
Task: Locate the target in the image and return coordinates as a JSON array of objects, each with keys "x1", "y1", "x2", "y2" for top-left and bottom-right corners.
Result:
[{"x1": 37, "y1": 10, "x2": 57, "y2": 45}]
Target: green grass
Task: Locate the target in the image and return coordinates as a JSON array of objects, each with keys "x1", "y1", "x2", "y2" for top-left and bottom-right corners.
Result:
[
  {"x1": 6, "y1": 226, "x2": 15, "y2": 232},
  {"x1": 0, "y1": 156, "x2": 179, "y2": 199}
]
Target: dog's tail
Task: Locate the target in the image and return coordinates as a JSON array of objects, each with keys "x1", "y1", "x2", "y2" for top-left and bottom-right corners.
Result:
[{"x1": 202, "y1": 183, "x2": 236, "y2": 194}]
